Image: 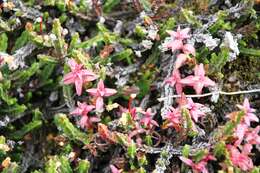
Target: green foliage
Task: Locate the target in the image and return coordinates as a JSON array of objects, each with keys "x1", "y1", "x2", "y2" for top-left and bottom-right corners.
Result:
[
  {"x1": 0, "y1": 18, "x2": 11, "y2": 32},
  {"x1": 159, "y1": 17, "x2": 176, "y2": 39},
  {"x1": 103, "y1": 0, "x2": 120, "y2": 13},
  {"x1": 127, "y1": 141, "x2": 137, "y2": 159},
  {"x1": 1, "y1": 1, "x2": 259, "y2": 172},
  {"x1": 56, "y1": 0, "x2": 67, "y2": 12},
  {"x1": 193, "y1": 149, "x2": 206, "y2": 163},
  {"x1": 12, "y1": 31, "x2": 30, "y2": 52},
  {"x1": 0, "y1": 103, "x2": 27, "y2": 115},
  {"x1": 0, "y1": 81, "x2": 17, "y2": 105},
  {"x1": 209, "y1": 48, "x2": 229, "y2": 76},
  {"x1": 0, "y1": 136, "x2": 9, "y2": 160},
  {"x1": 139, "y1": 0, "x2": 152, "y2": 12},
  {"x1": 182, "y1": 144, "x2": 190, "y2": 158},
  {"x1": 182, "y1": 108, "x2": 198, "y2": 137},
  {"x1": 251, "y1": 167, "x2": 260, "y2": 173},
  {"x1": 54, "y1": 113, "x2": 90, "y2": 145},
  {"x1": 0, "y1": 80, "x2": 27, "y2": 116},
  {"x1": 9, "y1": 119, "x2": 42, "y2": 140},
  {"x1": 43, "y1": 0, "x2": 55, "y2": 6},
  {"x1": 209, "y1": 11, "x2": 231, "y2": 33},
  {"x1": 213, "y1": 141, "x2": 226, "y2": 159},
  {"x1": 135, "y1": 25, "x2": 147, "y2": 38},
  {"x1": 0, "y1": 33, "x2": 8, "y2": 52},
  {"x1": 138, "y1": 167, "x2": 147, "y2": 173},
  {"x1": 71, "y1": 50, "x2": 93, "y2": 69},
  {"x1": 45, "y1": 156, "x2": 73, "y2": 173},
  {"x1": 11, "y1": 62, "x2": 40, "y2": 86},
  {"x1": 136, "y1": 78, "x2": 151, "y2": 99},
  {"x1": 239, "y1": 47, "x2": 260, "y2": 57},
  {"x1": 62, "y1": 84, "x2": 74, "y2": 110},
  {"x1": 145, "y1": 135, "x2": 153, "y2": 146},
  {"x1": 75, "y1": 160, "x2": 90, "y2": 173},
  {"x1": 37, "y1": 54, "x2": 58, "y2": 64},
  {"x1": 68, "y1": 32, "x2": 80, "y2": 53},
  {"x1": 77, "y1": 22, "x2": 132, "y2": 50},
  {"x1": 60, "y1": 156, "x2": 73, "y2": 173},
  {"x1": 76, "y1": 34, "x2": 103, "y2": 49},
  {"x1": 223, "y1": 111, "x2": 244, "y2": 136},
  {"x1": 38, "y1": 63, "x2": 56, "y2": 86},
  {"x1": 181, "y1": 8, "x2": 202, "y2": 27},
  {"x1": 52, "y1": 19, "x2": 66, "y2": 56},
  {"x1": 110, "y1": 48, "x2": 133, "y2": 64},
  {"x1": 1, "y1": 162, "x2": 20, "y2": 173}
]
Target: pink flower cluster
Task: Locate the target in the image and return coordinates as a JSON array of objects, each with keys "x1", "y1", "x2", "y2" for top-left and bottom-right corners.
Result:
[
  {"x1": 125, "y1": 95, "x2": 158, "y2": 130},
  {"x1": 226, "y1": 98, "x2": 260, "y2": 171},
  {"x1": 70, "y1": 101, "x2": 99, "y2": 129},
  {"x1": 63, "y1": 59, "x2": 117, "y2": 129},
  {"x1": 164, "y1": 27, "x2": 215, "y2": 95},
  {"x1": 162, "y1": 29, "x2": 217, "y2": 172},
  {"x1": 63, "y1": 59, "x2": 97, "y2": 96},
  {"x1": 179, "y1": 154, "x2": 216, "y2": 173},
  {"x1": 139, "y1": 108, "x2": 159, "y2": 129},
  {"x1": 165, "y1": 95, "x2": 206, "y2": 131}
]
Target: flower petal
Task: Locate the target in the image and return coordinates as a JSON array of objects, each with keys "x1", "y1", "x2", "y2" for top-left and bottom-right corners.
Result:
[
  {"x1": 175, "y1": 54, "x2": 188, "y2": 69},
  {"x1": 182, "y1": 44, "x2": 195, "y2": 56},
  {"x1": 104, "y1": 88, "x2": 117, "y2": 97},
  {"x1": 194, "y1": 82, "x2": 204, "y2": 94},
  {"x1": 195, "y1": 64, "x2": 205, "y2": 77},
  {"x1": 86, "y1": 88, "x2": 99, "y2": 96},
  {"x1": 63, "y1": 72, "x2": 75, "y2": 84},
  {"x1": 203, "y1": 77, "x2": 216, "y2": 86},
  {"x1": 67, "y1": 59, "x2": 78, "y2": 70},
  {"x1": 176, "y1": 83, "x2": 183, "y2": 95},
  {"x1": 95, "y1": 96, "x2": 104, "y2": 112},
  {"x1": 79, "y1": 115, "x2": 88, "y2": 128},
  {"x1": 70, "y1": 108, "x2": 82, "y2": 116},
  {"x1": 179, "y1": 156, "x2": 193, "y2": 167},
  {"x1": 180, "y1": 76, "x2": 196, "y2": 85},
  {"x1": 166, "y1": 30, "x2": 177, "y2": 38},
  {"x1": 110, "y1": 165, "x2": 121, "y2": 173},
  {"x1": 97, "y1": 80, "x2": 105, "y2": 91},
  {"x1": 75, "y1": 78, "x2": 83, "y2": 96}
]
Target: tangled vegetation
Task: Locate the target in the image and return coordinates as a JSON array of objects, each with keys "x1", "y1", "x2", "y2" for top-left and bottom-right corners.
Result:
[{"x1": 0, "y1": 0, "x2": 260, "y2": 173}]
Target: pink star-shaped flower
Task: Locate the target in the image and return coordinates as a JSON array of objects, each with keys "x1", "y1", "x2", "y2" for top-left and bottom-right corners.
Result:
[
  {"x1": 227, "y1": 144, "x2": 253, "y2": 171},
  {"x1": 233, "y1": 123, "x2": 248, "y2": 146},
  {"x1": 165, "y1": 41, "x2": 195, "y2": 56},
  {"x1": 179, "y1": 154, "x2": 215, "y2": 173},
  {"x1": 182, "y1": 44, "x2": 196, "y2": 56},
  {"x1": 245, "y1": 126, "x2": 260, "y2": 145},
  {"x1": 236, "y1": 98, "x2": 258, "y2": 126},
  {"x1": 185, "y1": 98, "x2": 205, "y2": 122},
  {"x1": 165, "y1": 69, "x2": 183, "y2": 94},
  {"x1": 165, "y1": 107, "x2": 181, "y2": 129},
  {"x1": 167, "y1": 26, "x2": 191, "y2": 41},
  {"x1": 180, "y1": 64, "x2": 215, "y2": 94},
  {"x1": 70, "y1": 101, "x2": 99, "y2": 129},
  {"x1": 165, "y1": 39, "x2": 184, "y2": 53},
  {"x1": 63, "y1": 59, "x2": 97, "y2": 96},
  {"x1": 140, "y1": 108, "x2": 159, "y2": 129},
  {"x1": 86, "y1": 80, "x2": 117, "y2": 111}
]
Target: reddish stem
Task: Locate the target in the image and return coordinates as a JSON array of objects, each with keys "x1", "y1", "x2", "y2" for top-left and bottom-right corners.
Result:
[{"x1": 128, "y1": 96, "x2": 133, "y2": 113}]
